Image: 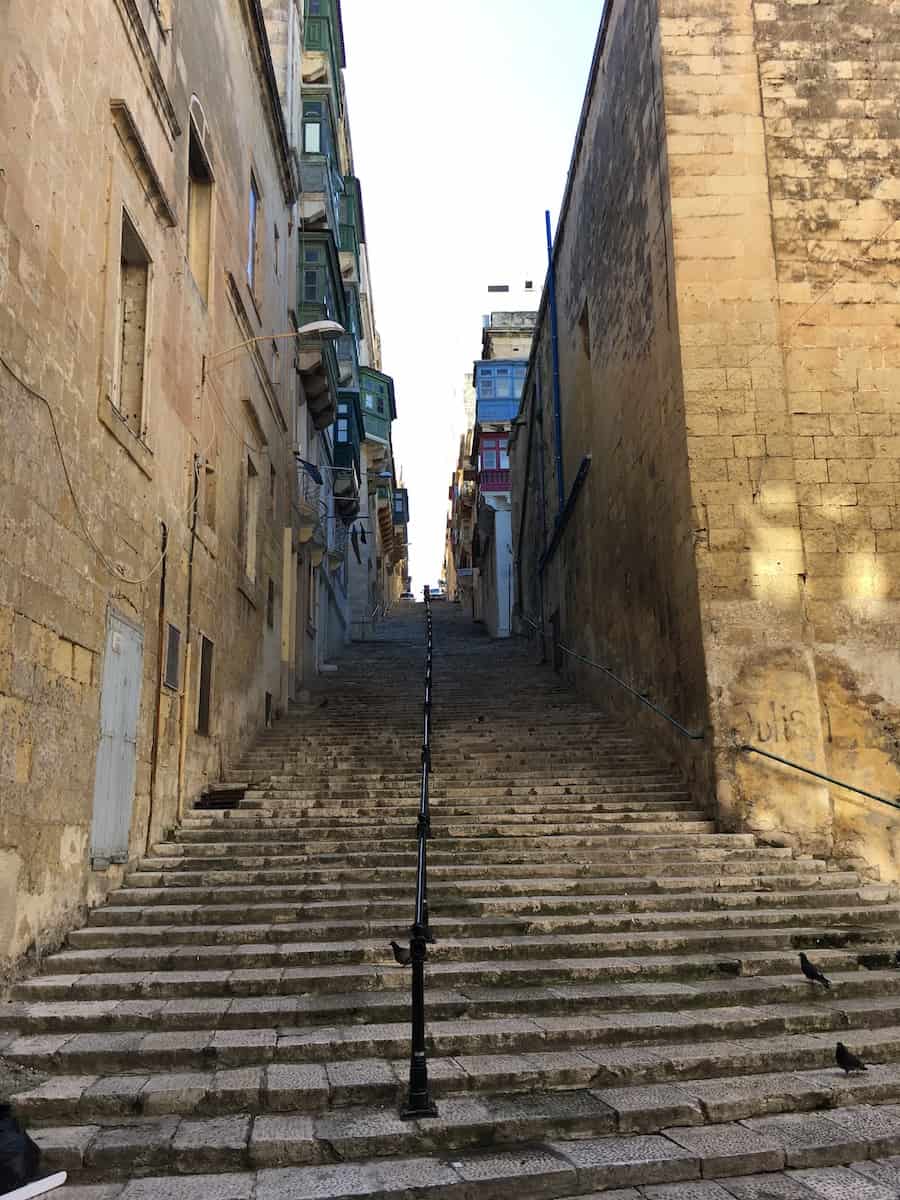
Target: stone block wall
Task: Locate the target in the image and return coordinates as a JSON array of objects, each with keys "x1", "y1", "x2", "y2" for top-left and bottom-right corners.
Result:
[
  {"x1": 512, "y1": 0, "x2": 714, "y2": 794},
  {"x1": 660, "y1": 0, "x2": 900, "y2": 870},
  {"x1": 0, "y1": 0, "x2": 299, "y2": 978},
  {"x1": 513, "y1": 0, "x2": 900, "y2": 873}
]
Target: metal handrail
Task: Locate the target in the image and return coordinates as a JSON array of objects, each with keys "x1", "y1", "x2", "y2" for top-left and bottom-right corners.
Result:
[
  {"x1": 520, "y1": 616, "x2": 899, "y2": 814},
  {"x1": 400, "y1": 585, "x2": 438, "y2": 1119},
  {"x1": 520, "y1": 614, "x2": 704, "y2": 740},
  {"x1": 740, "y1": 744, "x2": 900, "y2": 812}
]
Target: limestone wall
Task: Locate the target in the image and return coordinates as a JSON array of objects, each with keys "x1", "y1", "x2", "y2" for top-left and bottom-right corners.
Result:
[
  {"x1": 660, "y1": 0, "x2": 900, "y2": 868},
  {"x1": 512, "y1": 0, "x2": 714, "y2": 797},
  {"x1": 513, "y1": 0, "x2": 900, "y2": 871},
  {"x1": 0, "y1": 0, "x2": 299, "y2": 978}
]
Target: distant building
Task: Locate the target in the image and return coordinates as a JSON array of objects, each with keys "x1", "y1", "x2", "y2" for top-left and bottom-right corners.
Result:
[
  {"x1": 444, "y1": 283, "x2": 536, "y2": 635},
  {"x1": 472, "y1": 312, "x2": 535, "y2": 637}
]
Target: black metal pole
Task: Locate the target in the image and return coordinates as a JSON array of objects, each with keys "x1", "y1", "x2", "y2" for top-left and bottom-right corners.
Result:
[{"x1": 400, "y1": 587, "x2": 437, "y2": 1118}]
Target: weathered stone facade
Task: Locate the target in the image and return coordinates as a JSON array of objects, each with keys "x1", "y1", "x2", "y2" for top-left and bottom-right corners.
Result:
[
  {"x1": 0, "y1": 0, "x2": 303, "y2": 977},
  {"x1": 512, "y1": 0, "x2": 900, "y2": 875}
]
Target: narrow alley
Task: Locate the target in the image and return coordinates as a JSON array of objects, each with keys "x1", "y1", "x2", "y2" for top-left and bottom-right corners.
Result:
[
  {"x1": 4, "y1": 601, "x2": 900, "y2": 1197},
  {"x1": 3, "y1": 1, "x2": 900, "y2": 1197}
]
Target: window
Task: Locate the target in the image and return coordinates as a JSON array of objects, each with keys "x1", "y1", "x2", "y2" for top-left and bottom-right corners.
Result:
[
  {"x1": 481, "y1": 436, "x2": 508, "y2": 473},
  {"x1": 337, "y1": 418, "x2": 349, "y2": 442},
  {"x1": 265, "y1": 691, "x2": 273, "y2": 727},
  {"x1": 164, "y1": 624, "x2": 181, "y2": 689},
  {"x1": 243, "y1": 455, "x2": 259, "y2": 582},
  {"x1": 197, "y1": 635, "x2": 214, "y2": 735},
  {"x1": 187, "y1": 120, "x2": 212, "y2": 301},
  {"x1": 364, "y1": 391, "x2": 376, "y2": 411},
  {"x1": 303, "y1": 102, "x2": 323, "y2": 154},
  {"x1": 477, "y1": 363, "x2": 527, "y2": 407},
  {"x1": 273, "y1": 224, "x2": 280, "y2": 277},
  {"x1": 114, "y1": 212, "x2": 151, "y2": 438},
  {"x1": 267, "y1": 578, "x2": 275, "y2": 628},
  {"x1": 247, "y1": 172, "x2": 260, "y2": 291},
  {"x1": 303, "y1": 246, "x2": 322, "y2": 303},
  {"x1": 270, "y1": 464, "x2": 277, "y2": 515},
  {"x1": 308, "y1": 0, "x2": 322, "y2": 13}
]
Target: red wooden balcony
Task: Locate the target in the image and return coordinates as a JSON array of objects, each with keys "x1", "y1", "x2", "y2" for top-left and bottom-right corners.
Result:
[{"x1": 480, "y1": 468, "x2": 510, "y2": 492}]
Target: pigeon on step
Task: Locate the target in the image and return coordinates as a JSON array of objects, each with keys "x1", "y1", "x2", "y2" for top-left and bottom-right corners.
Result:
[
  {"x1": 390, "y1": 940, "x2": 412, "y2": 966},
  {"x1": 836, "y1": 1042, "x2": 867, "y2": 1074},
  {"x1": 799, "y1": 952, "x2": 831, "y2": 989}
]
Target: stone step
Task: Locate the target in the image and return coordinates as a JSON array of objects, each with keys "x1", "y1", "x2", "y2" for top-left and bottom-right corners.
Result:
[
  {"x1": 7, "y1": 971, "x2": 900, "y2": 1037},
  {"x1": 120, "y1": 859, "x2": 842, "y2": 890},
  {"x1": 20, "y1": 945, "x2": 894, "y2": 1004},
  {"x1": 100, "y1": 871, "x2": 867, "y2": 909},
  {"x1": 26, "y1": 1101, "x2": 900, "y2": 1189},
  {"x1": 165, "y1": 822, "x2": 720, "y2": 849},
  {"x1": 254, "y1": 774, "x2": 686, "y2": 790},
  {"x1": 184, "y1": 799, "x2": 700, "y2": 821},
  {"x1": 9, "y1": 1002, "x2": 900, "y2": 1079},
  {"x1": 65, "y1": 904, "x2": 900, "y2": 951},
  {"x1": 43, "y1": 920, "x2": 900, "y2": 976},
  {"x1": 84, "y1": 886, "x2": 890, "y2": 927},
  {"x1": 167, "y1": 820, "x2": 717, "y2": 846}
]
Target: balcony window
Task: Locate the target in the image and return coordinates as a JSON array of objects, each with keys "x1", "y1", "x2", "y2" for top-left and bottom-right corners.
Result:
[
  {"x1": 481, "y1": 435, "x2": 508, "y2": 472},
  {"x1": 302, "y1": 246, "x2": 333, "y2": 314},
  {"x1": 303, "y1": 101, "x2": 324, "y2": 155},
  {"x1": 364, "y1": 388, "x2": 384, "y2": 415}
]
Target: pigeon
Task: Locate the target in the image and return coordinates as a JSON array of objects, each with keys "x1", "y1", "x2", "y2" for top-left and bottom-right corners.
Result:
[
  {"x1": 799, "y1": 952, "x2": 831, "y2": 989},
  {"x1": 836, "y1": 1042, "x2": 867, "y2": 1074},
  {"x1": 390, "y1": 940, "x2": 411, "y2": 966}
]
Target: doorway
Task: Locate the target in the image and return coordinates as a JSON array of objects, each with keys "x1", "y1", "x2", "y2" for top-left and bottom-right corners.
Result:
[{"x1": 90, "y1": 611, "x2": 144, "y2": 867}]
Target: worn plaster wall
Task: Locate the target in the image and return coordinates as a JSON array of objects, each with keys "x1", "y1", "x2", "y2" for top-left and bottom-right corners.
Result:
[
  {"x1": 511, "y1": 0, "x2": 713, "y2": 796},
  {"x1": 659, "y1": 0, "x2": 900, "y2": 868},
  {"x1": 0, "y1": 0, "x2": 299, "y2": 978}
]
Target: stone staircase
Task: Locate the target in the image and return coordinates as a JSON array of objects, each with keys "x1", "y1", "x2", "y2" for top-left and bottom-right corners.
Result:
[{"x1": 5, "y1": 603, "x2": 900, "y2": 1199}]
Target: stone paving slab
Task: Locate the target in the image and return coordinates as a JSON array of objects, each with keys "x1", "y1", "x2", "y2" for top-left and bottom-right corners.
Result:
[
  {"x1": 741, "y1": 1113, "x2": 869, "y2": 1169},
  {"x1": 662, "y1": 1124, "x2": 786, "y2": 1177}
]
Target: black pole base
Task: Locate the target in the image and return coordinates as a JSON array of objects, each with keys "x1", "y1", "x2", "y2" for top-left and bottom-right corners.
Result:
[{"x1": 399, "y1": 1094, "x2": 439, "y2": 1120}]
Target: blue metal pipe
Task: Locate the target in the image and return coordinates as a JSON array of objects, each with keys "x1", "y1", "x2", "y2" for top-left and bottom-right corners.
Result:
[{"x1": 545, "y1": 210, "x2": 565, "y2": 514}]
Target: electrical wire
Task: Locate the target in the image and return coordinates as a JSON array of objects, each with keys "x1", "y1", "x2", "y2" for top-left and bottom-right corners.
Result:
[
  {"x1": 745, "y1": 211, "x2": 900, "y2": 371},
  {"x1": 0, "y1": 352, "x2": 216, "y2": 586}
]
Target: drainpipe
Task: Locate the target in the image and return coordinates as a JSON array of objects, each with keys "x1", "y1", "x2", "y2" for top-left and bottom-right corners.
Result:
[
  {"x1": 545, "y1": 209, "x2": 565, "y2": 514},
  {"x1": 177, "y1": 456, "x2": 200, "y2": 823},
  {"x1": 536, "y1": 377, "x2": 549, "y2": 663},
  {"x1": 146, "y1": 521, "x2": 168, "y2": 855}
]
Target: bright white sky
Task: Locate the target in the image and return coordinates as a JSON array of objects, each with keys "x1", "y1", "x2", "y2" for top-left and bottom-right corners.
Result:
[{"x1": 341, "y1": 1, "x2": 602, "y2": 589}]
